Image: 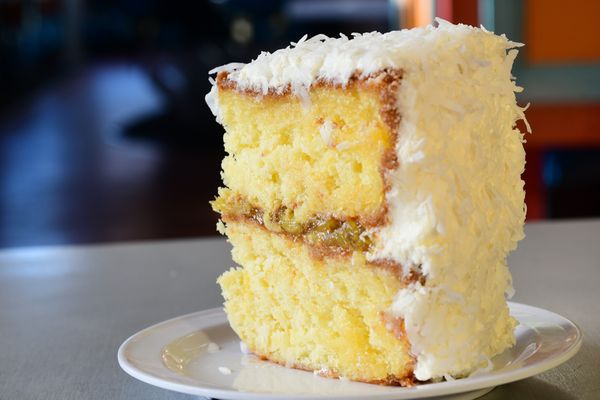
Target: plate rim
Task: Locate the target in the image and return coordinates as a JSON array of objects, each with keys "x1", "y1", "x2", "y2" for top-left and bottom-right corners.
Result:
[{"x1": 117, "y1": 302, "x2": 582, "y2": 400}]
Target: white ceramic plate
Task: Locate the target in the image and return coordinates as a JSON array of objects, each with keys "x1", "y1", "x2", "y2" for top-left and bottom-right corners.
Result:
[{"x1": 118, "y1": 302, "x2": 581, "y2": 400}]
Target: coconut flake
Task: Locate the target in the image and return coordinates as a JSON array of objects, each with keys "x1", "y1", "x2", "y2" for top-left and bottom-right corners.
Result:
[{"x1": 218, "y1": 366, "x2": 232, "y2": 375}]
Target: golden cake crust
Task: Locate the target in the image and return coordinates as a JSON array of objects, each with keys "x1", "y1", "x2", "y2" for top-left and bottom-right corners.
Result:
[{"x1": 249, "y1": 346, "x2": 416, "y2": 387}]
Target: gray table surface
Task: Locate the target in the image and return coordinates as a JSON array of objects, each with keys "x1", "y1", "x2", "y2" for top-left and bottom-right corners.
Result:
[{"x1": 1, "y1": 219, "x2": 599, "y2": 400}]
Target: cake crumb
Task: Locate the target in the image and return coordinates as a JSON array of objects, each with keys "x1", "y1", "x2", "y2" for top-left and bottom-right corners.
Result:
[
  {"x1": 206, "y1": 342, "x2": 220, "y2": 353},
  {"x1": 218, "y1": 366, "x2": 232, "y2": 375},
  {"x1": 216, "y1": 220, "x2": 226, "y2": 234}
]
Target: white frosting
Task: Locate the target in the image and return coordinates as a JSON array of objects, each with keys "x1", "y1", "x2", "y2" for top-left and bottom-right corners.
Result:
[
  {"x1": 367, "y1": 21, "x2": 527, "y2": 380},
  {"x1": 207, "y1": 19, "x2": 528, "y2": 381}
]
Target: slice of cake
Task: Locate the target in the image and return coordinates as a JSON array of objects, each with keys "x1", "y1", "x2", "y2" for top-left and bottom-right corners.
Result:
[{"x1": 206, "y1": 19, "x2": 529, "y2": 385}]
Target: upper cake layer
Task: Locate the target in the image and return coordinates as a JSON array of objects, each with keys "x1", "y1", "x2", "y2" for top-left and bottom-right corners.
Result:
[{"x1": 212, "y1": 70, "x2": 400, "y2": 229}]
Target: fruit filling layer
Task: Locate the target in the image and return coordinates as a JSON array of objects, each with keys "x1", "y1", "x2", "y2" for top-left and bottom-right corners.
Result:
[{"x1": 212, "y1": 195, "x2": 372, "y2": 253}]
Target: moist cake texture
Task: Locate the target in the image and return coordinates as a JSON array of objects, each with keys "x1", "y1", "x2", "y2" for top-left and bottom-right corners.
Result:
[
  {"x1": 219, "y1": 222, "x2": 414, "y2": 385},
  {"x1": 213, "y1": 72, "x2": 399, "y2": 227},
  {"x1": 207, "y1": 19, "x2": 529, "y2": 383}
]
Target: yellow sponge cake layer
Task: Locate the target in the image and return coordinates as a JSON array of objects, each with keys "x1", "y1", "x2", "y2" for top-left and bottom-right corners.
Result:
[
  {"x1": 218, "y1": 221, "x2": 414, "y2": 385},
  {"x1": 216, "y1": 72, "x2": 399, "y2": 225}
]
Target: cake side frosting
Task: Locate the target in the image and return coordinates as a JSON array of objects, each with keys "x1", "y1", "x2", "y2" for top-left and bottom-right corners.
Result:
[
  {"x1": 206, "y1": 19, "x2": 529, "y2": 381},
  {"x1": 369, "y1": 21, "x2": 528, "y2": 380}
]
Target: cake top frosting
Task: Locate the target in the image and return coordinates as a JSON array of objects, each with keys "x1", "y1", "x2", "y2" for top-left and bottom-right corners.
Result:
[{"x1": 208, "y1": 18, "x2": 522, "y2": 97}]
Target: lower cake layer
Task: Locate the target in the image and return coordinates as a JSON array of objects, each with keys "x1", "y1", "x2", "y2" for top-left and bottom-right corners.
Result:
[{"x1": 217, "y1": 221, "x2": 415, "y2": 385}]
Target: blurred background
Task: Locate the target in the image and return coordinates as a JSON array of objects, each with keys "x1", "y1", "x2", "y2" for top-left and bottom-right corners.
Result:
[{"x1": 0, "y1": 0, "x2": 599, "y2": 248}]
